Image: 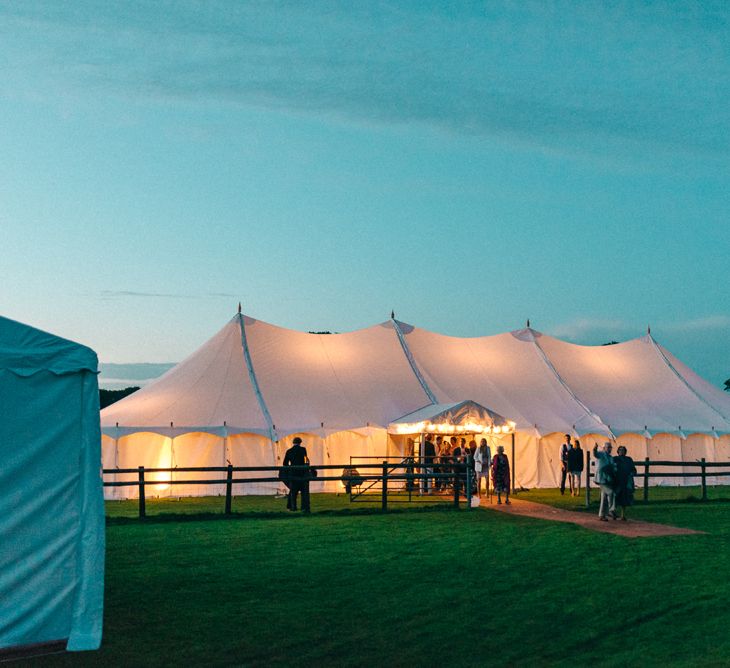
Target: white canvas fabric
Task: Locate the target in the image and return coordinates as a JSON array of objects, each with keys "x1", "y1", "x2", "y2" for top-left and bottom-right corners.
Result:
[
  {"x1": 401, "y1": 325, "x2": 612, "y2": 436},
  {"x1": 101, "y1": 312, "x2": 730, "y2": 495},
  {"x1": 0, "y1": 316, "x2": 104, "y2": 652}
]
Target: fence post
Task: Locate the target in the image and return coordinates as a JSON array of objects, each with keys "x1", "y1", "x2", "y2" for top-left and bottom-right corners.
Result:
[
  {"x1": 643, "y1": 457, "x2": 650, "y2": 503},
  {"x1": 138, "y1": 466, "x2": 146, "y2": 519},
  {"x1": 453, "y1": 462, "x2": 460, "y2": 509},
  {"x1": 381, "y1": 461, "x2": 388, "y2": 512},
  {"x1": 701, "y1": 458, "x2": 707, "y2": 501},
  {"x1": 225, "y1": 464, "x2": 233, "y2": 514},
  {"x1": 585, "y1": 450, "x2": 590, "y2": 508}
]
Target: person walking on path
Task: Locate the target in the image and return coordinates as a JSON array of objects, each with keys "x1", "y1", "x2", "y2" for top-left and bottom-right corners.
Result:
[
  {"x1": 613, "y1": 445, "x2": 637, "y2": 520},
  {"x1": 593, "y1": 442, "x2": 617, "y2": 520},
  {"x1": 283, "y1": 436, "x2": 311, "y2": 513},
  {"x1": 559, "y1": 434, "x2": 572, "y2": 495},
  {"x1": 567, "y1": 439, "x2": 584, "y2": 496},
  {"x1": 491, "y1": 445, "x2": 511, "y2": 505},
  {"x1": 474, "y1": 438, "x2": 492, "y2": 498}
]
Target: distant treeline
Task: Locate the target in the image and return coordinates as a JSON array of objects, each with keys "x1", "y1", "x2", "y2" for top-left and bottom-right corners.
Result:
[{"x1": 100, "y1": 387, "x2": 139, "y2": 409}]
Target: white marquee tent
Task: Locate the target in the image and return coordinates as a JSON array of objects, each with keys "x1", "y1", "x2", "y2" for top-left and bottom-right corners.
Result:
[
  {"x1": 100, "y1": 312, "x2": 730, "y2": 498},
  {"x1": 0, "y1": 316, "x2": 104, "y2": 654}
]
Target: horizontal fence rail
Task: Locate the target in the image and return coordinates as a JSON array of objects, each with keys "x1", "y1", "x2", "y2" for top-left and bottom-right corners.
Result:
[
  {"x1": 103, "y1": 460, "x2": 479, "y2": 517},
  {"x1": 103, "y1": 458, "x2": 730, "y2": 518}
]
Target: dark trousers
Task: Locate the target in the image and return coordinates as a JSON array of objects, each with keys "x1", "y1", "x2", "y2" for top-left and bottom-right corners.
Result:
[
  {"x1": 559, "y1": 464, "x2": 568, "y2": 494},
  {"x1": 287, "y1": 480, "x2": 310, "y2": 512}
]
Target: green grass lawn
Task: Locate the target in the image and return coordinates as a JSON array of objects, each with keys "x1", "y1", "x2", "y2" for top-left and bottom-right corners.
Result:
[{"x1": 27, "y1": 491, "x2": 730, "y2": 667}]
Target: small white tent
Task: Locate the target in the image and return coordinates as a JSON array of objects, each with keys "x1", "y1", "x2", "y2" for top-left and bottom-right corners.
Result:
[
  {"x1": 0, "y1": 316, "x2": 104, "y2": 654},
  {"x1": 101, "y1": 312, "x2": 730, "y2": 497}
]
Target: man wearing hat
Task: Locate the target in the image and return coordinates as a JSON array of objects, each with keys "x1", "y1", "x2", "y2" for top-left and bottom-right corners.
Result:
[{"x1": 283, "y1": 436, "x2": 311, "y2": 513}]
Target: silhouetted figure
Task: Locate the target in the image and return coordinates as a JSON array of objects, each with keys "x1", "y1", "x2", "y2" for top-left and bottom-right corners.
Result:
[
  {"x1": 283, "y1": 436, "x2": 311, "y2": 513},
  {"x1": 491, "y1": 445, "x2": 511, "y2": 504},
  {"x1": 559, "y1": 433, "x2": 572, "y2": 495},
  {"x1": 613, "y1": 446, "x2": 637, "y2": 520}
]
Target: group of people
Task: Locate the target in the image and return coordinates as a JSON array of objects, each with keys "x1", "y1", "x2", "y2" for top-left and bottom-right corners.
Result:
[
  {"x1": 422, "y1": 435, "x2": 512, "y2": 504},
  {"x1": 281, "y1": 433, "x2": 636, "y2": 518},
  {"x1": 559, "y1": 433, "x2": 638, "y2": 519},
  {"x1": 593, "y1": 441, "x2": 637, "y2": 521}
]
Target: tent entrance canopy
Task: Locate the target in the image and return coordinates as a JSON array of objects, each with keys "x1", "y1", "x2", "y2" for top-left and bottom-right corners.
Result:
[{"x1": 387, "y1": 400, "x2": 516, "y2": 436}]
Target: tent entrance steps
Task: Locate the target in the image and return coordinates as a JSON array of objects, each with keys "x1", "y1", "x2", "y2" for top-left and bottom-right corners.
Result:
[{"x1": 347, "y1": 456, "x2": 464, "y2": 505}]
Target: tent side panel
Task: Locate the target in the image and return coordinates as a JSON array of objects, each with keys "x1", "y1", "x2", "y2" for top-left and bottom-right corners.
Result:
[
  {"x1": 228, "y1": 434, "x2": 279, "y2": 496},
  {"x1": 114, "y1": 433, "x2": 173, "y2": 500},
  {"x1": 66, "y1": 370, "x2": 104, "y2": 651},
  {"x1": 716, "y1": 436, "x2": 730, "y2": 486},
  {"x1": 0, "y1": 372, "x2": 83, "y2": 649},
  {"x1": 646, "y1": 434, "x2": 683, "y2": 486},
  {"x1": 681, "y1": 434, "x2": 713, "y2": 486},
  {"x1": 513, "y1": 433, "x2": 539, "y2": 489},
  {"x1": 101, "y1": 435, "x2": 119, "y2": 501},
  {"x1": 170, "y1": 432, "x2": 227, "y2": 497}
]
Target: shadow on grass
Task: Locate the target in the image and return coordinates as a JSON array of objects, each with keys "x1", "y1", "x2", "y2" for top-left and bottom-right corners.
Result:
[{"x1": 105, "y1": 502, "x2": 468, "y2": 525}]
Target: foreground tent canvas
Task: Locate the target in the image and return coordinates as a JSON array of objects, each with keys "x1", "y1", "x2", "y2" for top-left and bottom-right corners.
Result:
[
  {"x1": 0, "y1": 317, "x2": 104, "y2": 653},
  {"x1": 101, "y1": 312, "x2": 730, "y2": 498}
]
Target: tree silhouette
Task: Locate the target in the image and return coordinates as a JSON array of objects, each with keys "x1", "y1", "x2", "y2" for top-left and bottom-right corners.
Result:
[{"x1": 99, "y1": 386, "x2": 140, "y2": 409}]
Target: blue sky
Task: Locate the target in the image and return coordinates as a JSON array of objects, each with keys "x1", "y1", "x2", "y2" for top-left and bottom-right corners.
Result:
[{"x1": 1, "y1": 1, "x2": 728, "y2": 385}]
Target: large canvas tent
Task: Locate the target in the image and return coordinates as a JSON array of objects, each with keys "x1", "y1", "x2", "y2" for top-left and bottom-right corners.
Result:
[
  {"x1": 101, "y1": 312, "x2": 730, "y2": 498},
  {"x1": 0, "y1": 316, "x2": 104, "y2": 654}
]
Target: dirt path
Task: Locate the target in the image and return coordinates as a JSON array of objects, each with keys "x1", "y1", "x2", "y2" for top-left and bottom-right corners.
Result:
[{"x1": 480, "y1": 497, "x2": 703, "y2": 537}]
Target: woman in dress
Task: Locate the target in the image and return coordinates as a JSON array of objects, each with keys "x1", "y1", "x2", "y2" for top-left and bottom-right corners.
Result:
[
  {"x1": 613, "y1": 445, "x2": 637, "y2": 520},
  {"x1": 491, "y1": 445, "x2": 511, "y2": 505},
  {"x1": 474, "y1": 438, "x2": 492, "y2": 498}
]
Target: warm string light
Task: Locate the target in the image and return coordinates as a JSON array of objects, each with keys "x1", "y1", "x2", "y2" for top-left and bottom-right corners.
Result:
[{"x1": 394, "y1": 419, "x2": 516, "y2": 435}]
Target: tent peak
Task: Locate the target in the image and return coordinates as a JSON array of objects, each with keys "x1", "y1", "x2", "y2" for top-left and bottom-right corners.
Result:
[
  {"x1": 238, "y1": 302, "x2": 242, "y2": 314},
  {"x1": 391, "y1": 309, "x2": 395, "y2": 319}
]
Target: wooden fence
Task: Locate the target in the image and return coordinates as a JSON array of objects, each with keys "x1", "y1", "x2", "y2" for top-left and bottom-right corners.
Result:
[
  {"x1": 103, "y1": 456, "x2": 730, "y2": 517},
  {"x1": 585, "y1": 454, "x2": 730, "y2": 506},
  {"x1": 103, "y1": 461, "x2": 474, "y2": 518}
]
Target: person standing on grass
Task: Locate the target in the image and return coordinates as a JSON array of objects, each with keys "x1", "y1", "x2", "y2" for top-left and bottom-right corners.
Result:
[
  {"x1": 474, "y1": 437, "x2": 492, "y2": 498},
  {"x1": 491, "y1": 445, "x2": 511, "y2": 504},
  {"x1": 283, "y1": 436, "x2": 311, "y2": 513},
  {"x1": 559, "y1": 433, "x2": 572, "y2": 495},
  {"x1": 593, "y1": 442, "x2": 616, "y2": 521},
  {"x1": 613, "y1": 445, "x2": 637, "y2": 521},
  {"x1": 567, "y1": 439, "x2": 584, "y2": 496}
]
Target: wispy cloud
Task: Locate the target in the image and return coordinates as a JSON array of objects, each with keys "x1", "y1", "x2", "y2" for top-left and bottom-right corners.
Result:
[
  {"x1": 99, "y1": 290, "x2": 236, "y2": 300},
  {"x1": 549, "y1": 315, "x2": 730, "y2": 343},
  {"x1": 2, "y1": 2, "x2": 728, "y2": 162},
  {"x1": 663, "y1": 315, "x2": 730, "y2": 333},
  {"x1": 548, "y1": 318, "x2": 634, "y2": 341}
]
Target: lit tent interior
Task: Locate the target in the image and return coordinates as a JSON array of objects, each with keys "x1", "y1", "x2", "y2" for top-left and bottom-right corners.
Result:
[
  {"x1": 0, "y1": 316, "x2": 104, "y2": 654},
  {"x1": 100, "y1": 312, "x2": 730, "y2": 499}
]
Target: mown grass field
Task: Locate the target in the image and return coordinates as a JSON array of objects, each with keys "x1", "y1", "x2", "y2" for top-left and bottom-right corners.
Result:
[{"x1": 26, "y1": 489, "x2": 730, "y2": 667}]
